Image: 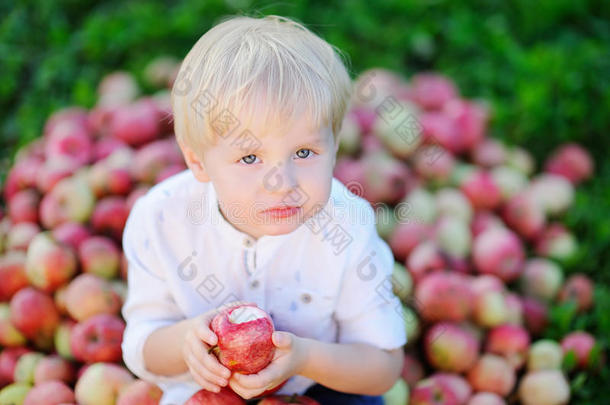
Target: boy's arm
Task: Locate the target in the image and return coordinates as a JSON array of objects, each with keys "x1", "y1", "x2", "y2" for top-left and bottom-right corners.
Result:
[
  {"x1": 121, "y1": 197, "x2": 192, "y2": 384},
  {"x1": 299, "y1": 339, "x2": 404, "y2": 395}
]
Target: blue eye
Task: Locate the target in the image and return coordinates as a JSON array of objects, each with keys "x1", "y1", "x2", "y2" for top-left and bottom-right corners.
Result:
[
  {"x1": 296, "y1": 149, "x2": 313, "y2": 159},
  {"x1": 240, "y1": 154, "x2": 258, "y2": 164}
]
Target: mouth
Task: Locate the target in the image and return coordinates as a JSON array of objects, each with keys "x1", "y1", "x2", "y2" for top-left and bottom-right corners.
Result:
[{"x1": 260, "y1": 206, "x2": 302, "y2": 218}]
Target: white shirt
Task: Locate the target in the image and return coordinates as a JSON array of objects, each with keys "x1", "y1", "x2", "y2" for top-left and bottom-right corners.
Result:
[{"x1": 121, "y1": 169, "x2": 406, "y2": 405}]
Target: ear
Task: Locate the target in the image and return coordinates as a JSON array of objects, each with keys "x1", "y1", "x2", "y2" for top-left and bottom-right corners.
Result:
[{"x1": 178, "y1": 141, "x2": 211, "y2": 183}]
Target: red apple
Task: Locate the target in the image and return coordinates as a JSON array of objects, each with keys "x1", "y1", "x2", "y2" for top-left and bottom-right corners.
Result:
[
  {"x1": 91, "y1": 197, "x2": 129, "y2": 241},
  {"x1": 415, "y1": 272, "x2": 473, "y2": 322},
  {"x1": 486, "y1": 324, "x2": 530, "y2": 369},
  {"x1": 44, "y1": 107, "x2": 90, "y2": 137},
  {"x1": 560, "y1": 331, "x2": 596, "y2": 370},
  {"x1": 443, "y1": 99, "x2": 488, "y2": 152},
  {"x1": 210, "y1": 304, "x2": 275, "y2": 374},
  {"x1": 410, "y1": 73, "x2": 457, "y2": 110},
  {"x1": 410, "y1": 377, "x2": 459, "y2": 405},
  {"x1": 25, "y1": 232, "x2": 77, "y2": 293},
  {"x1": 460, "y1": 170, "x2": 501, "y2": 211},
  {"x1": 52, "y1": 222, "x2": 92, "y2": 251},
  {"x1": 9, "y1": 287, "x2": 60, "y2": 348},
  {"x1": 93, "y1": 137, "x2": 128, "y2": 161},
  {"x1": 502, "y1": 192, "x2": 546, "y2": 240},
  {"x1": 33, "y1": 354, "x2": 75, "y2": 385},
  {"x1": 521, "y1": 297, "x2": 549, "y2": 336},
  {"x1": 39, "y1": 176, "x2": 96, "y2": 229},
  {"x1": 185, "y1": 387, "x2": 245, "y2": 405},
  {"x1": 257, "y1": 394, "x2": 320, "y2": 404},
  {"x1": 435, "y1": 188, "x2": 473, "y2": 224},
  {"x1": 110, "y1": 98, "x2": 161, "y2": 146},
  {"x1": 557, "y1": 274, "x2": 593, "y2": 312},
  {"x1": 3, "y1": 157, "x2": 43, "y2": 201},
  {"x1": 5, "y1": 222, "x2": 40, "y2": 251},
  {"x1": 406, "y1": 241, "x2": 448, "y2": 283},
  {"x1": 424, "y1": 322, "x2": 480, "y2": 373},
  {"x1": 23, "y1": 380, "x2": 75, "y2": 405},
  {"x1": 36, "y1": 158, "x2": 80, "y2": 194},
  {"x1": 0, "y1": 303, "x2": 26, "y2": 347},
  {"x1": 78, "y1": 236, "x2": 120, "y2": 279},
  {"x1": 472, "y1": 227, "x2": 524, "y2": 282},
  {"x1": 534, "y1": 223, "x2": 577, "y2": 262},
  {"x1": 471, "y1": 138, "x2": 507, "y2": 168},
  {"x1": 131, "y1": 139, "x2": 184, "y2": 184},
  {"x1": 520, "y1": 258, "x2": 563, "y2": 302},
  {"x1": 74, "y1": 362, "x2": 134, "y2": 405},
  {"x1": 14, "y1": 352, "x2": 44, "y2": 384},
  {"x1": 116, "y1": 379, "x2": 163, "y2": 405},
  {"x1": 467, "y1": 354, "x2": 515, "y2": 397},
  {"x1": 428, "y1": 372, "x2": 472, "y2": 404},
  {"x1": 0, "y1": 251, "x2": 29, "y2": 301},
  {"x1": 70, "y1": 314, "x2": 125, "y2": 363},
  {"x1": 45, "y1": 120, "x2": 93, "y2": 167},
  {"x1": 544, "y1": 143, "x2": 593, "y2": 184},
  {"x1": 361, "y1": 150, "x2": 411, "y2": 205},
  {"x1": 389, "y1": 222, "x2": 433, "y2": 263},
  {"x1": 401, "y1": 352, "x2": 425, "y2": 388},
  {"x1": 470, "y1": 211, "x2": 504, "y2": 238},
  {"x1": 0, "y1": 347, "x2": 31, "y2": 387},
  {"x1": 64, "y1": 274, "x2": 122, "y2": 321},
  {"x1": 8, "y1": 189, "x2": 40, "y2": 224}
]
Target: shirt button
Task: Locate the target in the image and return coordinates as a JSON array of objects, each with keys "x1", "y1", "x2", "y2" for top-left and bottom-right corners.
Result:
[
  {"x1": 250, "y1": 280, "x2": 260, "y2": 289},
  {"x1": 244, "y1": 238, "x2": 253, "y2": 247},
  {"x1": 301, "y1": 293, "x2": 312, "y2": 304}
]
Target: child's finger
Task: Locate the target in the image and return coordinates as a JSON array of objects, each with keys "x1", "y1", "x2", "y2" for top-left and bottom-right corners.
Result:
[
  {"x1": 185, "y1": 353, "x2": 222, "y2": 393},
  {"x1": 196, "y1": 324, "x2": 218, "y2": 346},
  {"x1": 201, "y1": 345, "x2": 232, "y2": 379}
]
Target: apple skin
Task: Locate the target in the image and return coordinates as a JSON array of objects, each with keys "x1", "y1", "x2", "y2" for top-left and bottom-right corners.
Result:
[
  {"x1": 39, "y1": 176, "x2": 96, "y2": 229},
  {"x1": 544, "y1": 143, "x2": 593, "y2": 185},
  {"x1": 185, "y1": 387, "x2": 246, "y2": 405},
  {"x1": 64, "y1": 274, "x2": 122, "y2": 321},
  {"x1": 467, "y1": 392, "x2": 506, "y2": 405},
  {"x1": 78, "y1": 236, "x2": 120, "y2": 279},
  {"x1": 25, "y1": 232, "x2": 77, "y2": 293},
  {"x1": 527, "y1": 339, "x2": 563, "y2": 372},
  {"x1": 23, "y1": 380, "x2": 75, "y2": 405},
  {"x1": 472, "y1": 227, "x2": 525, "y2": 282},
  {"x1": 0, "y1": 251, "x2": 29, "y2": 301},
  {"x1": 9, "y1": 287, "x2": 60, "y2": 349},
  {"x1": 0, "y1": 303, "x2": 27, "y2": 347},
  {"x1": 74, "y1": 362, "x2": 134, "y2": 405},
  {"x1": 467, "y1": 354, "x2": 516, "y2": 397},
  {"x1": 557, "y1": 274, "x2": 594, "y2": 313},
  {"x1": 14, "y1": 352, "x2": 44, "y2": 384},
  {"x1": 424, "y1": 322, "x2": 480, "y2": 373},
  {"x1": 5, "y1": 222, "x2": 40, "y2": 251},
  {"x1": 0, "y1": 347, "x2": 31, "y2": 387},
  {"x1": 518, "y1": 370, "x2": 570, "y2": 405},
  {"x1": 486, "y1": 324, "x2": 531, "y2": 369},
  {"x1": 415, "y1": 272, "x2": 473, "y2": 323},
  {"x1": 210, "y1": 304, "x2": 275, "y2": 375},
  {"x1": 257, "y1": 394, "x2": 320, "y2": 405},
  {"x1": 8, "y1": 189, "x2": 40, "y2": 224},
  {"x1": 70, "y1": 314, "x2": 125, "y2": 364},
  {"x1": 116, "y1": 379, "x2": 162, "y2": 405},
  {"x1": 91, "y1": 196, "x2": 129, "y2": 241},
  {"x1": 0, "y1": 382, "x2": 31, "y2": 404},
  {"x1": 560, "y1": 331, "x2": 596, "y2": 370},
  {"x1": 52, "y1": 222, "x2": 92, "y2": 251},
  {"x1": 410, "y1": 377, "x2": 459, "y2": 405},
  {"x1": 33, "y1": 354, "x2": 75, "y2": 386}
]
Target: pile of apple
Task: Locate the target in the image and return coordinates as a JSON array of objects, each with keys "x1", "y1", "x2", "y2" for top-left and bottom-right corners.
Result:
[
  {"x1": 0, "y1": 55, "x2": 601, "y2": 405},
  {"x1": 333, "y1": 69, "x2": 601, "y2": 405}
]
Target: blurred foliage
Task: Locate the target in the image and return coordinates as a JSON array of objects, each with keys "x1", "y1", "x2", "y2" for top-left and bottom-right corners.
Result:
[{"x1": 1, "y1": 0, "x2": 609, "y2": 402}]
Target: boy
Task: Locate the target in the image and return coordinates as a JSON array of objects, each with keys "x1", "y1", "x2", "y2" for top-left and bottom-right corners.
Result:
[{"x1": 121, "y1": 14, "x2": 406, "y2": 405}]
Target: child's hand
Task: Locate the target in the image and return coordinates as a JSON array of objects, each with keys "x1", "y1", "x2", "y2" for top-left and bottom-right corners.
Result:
[
  {"x1": 228, "y1": 331, "x2": 310, "y2": 399},
  {"x1": 182, "y1": 301, "x2": 254, "y2": 393}
]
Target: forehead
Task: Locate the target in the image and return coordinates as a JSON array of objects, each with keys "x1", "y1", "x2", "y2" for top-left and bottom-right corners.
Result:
[{"x1": 215, "y1": 103, "x2": 330, "y2": 153}]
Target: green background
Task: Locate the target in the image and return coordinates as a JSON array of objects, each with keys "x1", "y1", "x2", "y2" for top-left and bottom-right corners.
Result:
[{"x1": 1, "y1": 0, "x2": 609, "y2": 401}]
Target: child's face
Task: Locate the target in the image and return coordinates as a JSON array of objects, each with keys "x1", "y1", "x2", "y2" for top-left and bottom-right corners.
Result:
[{"x1": 181, "y1": 111, "x2": 339, "y2": 240}]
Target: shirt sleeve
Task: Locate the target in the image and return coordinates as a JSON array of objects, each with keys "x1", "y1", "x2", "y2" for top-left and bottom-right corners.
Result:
[
  {"x1": 121, "y1": 196, "x2": 192, "y2": 385},
  {"x1": 333, "y1": 203, "x2": 407, "y2": 351}
]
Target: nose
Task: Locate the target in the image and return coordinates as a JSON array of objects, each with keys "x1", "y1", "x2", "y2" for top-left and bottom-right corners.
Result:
[{"x1": 261, "y1": 161, "x2": 298, "y2": 196}]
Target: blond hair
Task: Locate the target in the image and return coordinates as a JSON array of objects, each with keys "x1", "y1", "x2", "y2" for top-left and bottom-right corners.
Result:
[{"x1": 170, "y1": 14, "x2": 353, "y2": 157}]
